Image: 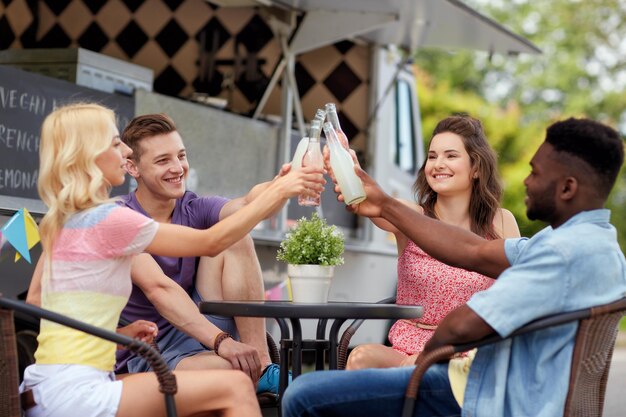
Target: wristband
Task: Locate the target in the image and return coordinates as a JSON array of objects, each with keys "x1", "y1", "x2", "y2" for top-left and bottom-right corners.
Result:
[{"x1": 213, "y1": 331, "x2": 232, "y2": 356}]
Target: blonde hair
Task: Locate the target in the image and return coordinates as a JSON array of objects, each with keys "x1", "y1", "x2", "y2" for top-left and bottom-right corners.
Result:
[{"x1": 38, "y1": 103, "x2": 117, "y2": 253}]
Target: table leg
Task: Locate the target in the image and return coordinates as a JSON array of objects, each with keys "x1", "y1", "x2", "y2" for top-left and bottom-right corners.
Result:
[
  {"x1": 289, "y1": 318, "x2": 303, "y2": 378},
  {"x1": 329, "y1": 318, "x2": 347, "y2": 369},
  {"x1": 274, "y1": 318, "x2": 290, "y2": 401},
  {"x1": 315, "y1": 319, "x2": 328, "y2": 370}
]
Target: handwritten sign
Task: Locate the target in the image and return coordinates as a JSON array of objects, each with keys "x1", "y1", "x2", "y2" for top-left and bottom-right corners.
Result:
[{"x1": 0, "y1": 65, "x2": 134, "y2": 200}]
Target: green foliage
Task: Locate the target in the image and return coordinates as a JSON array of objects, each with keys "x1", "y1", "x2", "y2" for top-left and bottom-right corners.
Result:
[
  {"x1": 277, "y1": 213, "x2": 345, "y2": 266},
  {"x1": 415, "y1": 69, "x2": 546, "y2": 238},
  {"x1": 413, "y1": 0, "x2": 626, "y2": 249}
]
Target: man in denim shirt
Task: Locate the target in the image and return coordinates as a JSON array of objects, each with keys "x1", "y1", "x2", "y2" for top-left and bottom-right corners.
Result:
[{"x1": 283, "y1": 118, "x2": 626, "y2": 417}]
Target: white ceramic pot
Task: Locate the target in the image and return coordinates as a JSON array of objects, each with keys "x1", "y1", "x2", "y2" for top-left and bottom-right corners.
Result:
[{"x1": 288, "y1": 264, "x2": 334, "y2": 303}]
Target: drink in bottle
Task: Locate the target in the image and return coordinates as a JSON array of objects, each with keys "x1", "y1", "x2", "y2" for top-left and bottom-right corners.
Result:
[
  {"x1": 322, "y1": 122, "x2": 366, "y2": 205},
  {"x1": 291, "y1": 137, "x2": 309, "y2": 168},
  {"x1": 324, "y1": 103, "x2": 350, "y2": 149},
  {"x1": 298, "y1": 120, "x2": 324, "y2": 206},
  {"x1": 292, "y1": 109, "x2": 325, "y2": 168}
]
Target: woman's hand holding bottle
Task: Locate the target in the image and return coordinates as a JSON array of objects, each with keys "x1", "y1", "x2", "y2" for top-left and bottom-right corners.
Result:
[{"x1": 298, "y1": 119, "x2": 325, "y2": 206}]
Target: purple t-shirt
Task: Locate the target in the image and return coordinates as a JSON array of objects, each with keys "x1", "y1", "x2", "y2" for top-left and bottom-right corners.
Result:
[{"x1": 116, "y1": 191, "x2": 227, "y2": 367}]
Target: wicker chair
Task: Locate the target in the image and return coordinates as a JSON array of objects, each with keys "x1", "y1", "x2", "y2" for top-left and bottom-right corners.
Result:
[
  {"x1": 336, "y1": 296, "x2": 396, "y2": 370},
  {"x1": 256, "y1": 332, "x2": 281, "y2": 412},
  {"x1": 0, "y1": 306, "x2": 20, "y2": 417},
  {"x1": 0, "y1": 295, "x2": 178, "y2": 417},
  {"x1": 401, "y1": 296, "x2": 626, "y2": 417}
]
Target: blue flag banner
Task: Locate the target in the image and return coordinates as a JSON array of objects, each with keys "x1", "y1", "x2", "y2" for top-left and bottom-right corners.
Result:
[{"x1": 0, "y1": 208, "x2": 41, "y2": 263}]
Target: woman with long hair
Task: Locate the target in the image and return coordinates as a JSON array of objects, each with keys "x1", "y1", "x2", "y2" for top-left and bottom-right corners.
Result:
[
  {"x1": 346, "y1": 115, "x2": 520, "y2": 370},
  {"x1": 21, "y1": 102, "x2": 324, "y2": 417}
]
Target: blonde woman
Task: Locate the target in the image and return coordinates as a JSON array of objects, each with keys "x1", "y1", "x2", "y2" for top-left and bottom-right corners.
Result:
[{"x1": 21, "y1": 103, "x2": 324, "y2": 417}]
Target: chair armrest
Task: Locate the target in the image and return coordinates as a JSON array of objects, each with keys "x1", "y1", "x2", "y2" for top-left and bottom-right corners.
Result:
[
  {"x1": 336, "y1": 296, "x2": 397, "y2": 370},
  {"x1": 266, "y1": 331, "x2": 280, "y2": 364},
  {"x1": 0, "y1": 296, "x2": 178, "y2": 417}
]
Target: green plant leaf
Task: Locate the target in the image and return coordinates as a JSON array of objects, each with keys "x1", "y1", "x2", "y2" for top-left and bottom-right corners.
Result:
[{"x1": 276, "y1": 213, "x2": 345, "y2": 266}]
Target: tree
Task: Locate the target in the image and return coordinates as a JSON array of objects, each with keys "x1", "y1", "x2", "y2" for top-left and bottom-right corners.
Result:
[{"x1": 413, "y1": 0, "x2": 626, "y2": 250}]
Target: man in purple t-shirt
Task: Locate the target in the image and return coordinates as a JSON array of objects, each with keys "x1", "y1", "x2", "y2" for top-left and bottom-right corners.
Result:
[{"x1": 116, "y1": 113, "x2": 283, "y2": 394}]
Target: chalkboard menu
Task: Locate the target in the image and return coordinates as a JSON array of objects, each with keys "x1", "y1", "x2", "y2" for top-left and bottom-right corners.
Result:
[{"x1": 0, "y1": 65, "x2": 135, "y2": 202}]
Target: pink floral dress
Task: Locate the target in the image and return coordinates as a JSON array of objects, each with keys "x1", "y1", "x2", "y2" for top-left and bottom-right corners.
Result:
[{"x1": 388, "y1": 240, "x2": 494, "y2": 355}]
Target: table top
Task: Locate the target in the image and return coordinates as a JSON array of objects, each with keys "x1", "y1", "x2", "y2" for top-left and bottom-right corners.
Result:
[{"x1": 199, "y1": 300, "x2": 422, "y2": 320}]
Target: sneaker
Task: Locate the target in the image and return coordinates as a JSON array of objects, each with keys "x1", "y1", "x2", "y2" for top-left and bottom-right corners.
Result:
[{"x1": 256, "y1": 363, "x2": 291, "y2": 394}]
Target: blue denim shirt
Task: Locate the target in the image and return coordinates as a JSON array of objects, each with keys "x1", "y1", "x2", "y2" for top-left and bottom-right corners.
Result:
[{"x1": 464, "y1": 209, "x2": 626, "y2": 417}]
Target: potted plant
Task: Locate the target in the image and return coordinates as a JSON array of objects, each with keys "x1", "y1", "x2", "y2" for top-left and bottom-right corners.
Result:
[{"x1": 277, "y1": 212, "x2": 345, "y2": 302}]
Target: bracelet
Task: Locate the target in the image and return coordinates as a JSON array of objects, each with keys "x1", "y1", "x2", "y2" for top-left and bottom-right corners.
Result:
[{"x1": 213, "y1": 331, "x2": 232, "y2": 356}]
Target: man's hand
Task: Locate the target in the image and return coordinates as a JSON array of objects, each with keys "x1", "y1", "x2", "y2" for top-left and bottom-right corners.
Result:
[
  {"x1": 337, "y1": 166, "x2": 390, "y2": 218},
  {"x1": 116, "y1": 320, "x2": 158, "y2": 349},
  {"x1": 217, "y1": 337, "x2": 263, "y2": 382},
  {"x1": 323, "y1": 145, "x2": 360, "y2": 185},
  {"x1": 322, "y1": 144, "x2": 334, "y2": 182},
  {"x1": 270, "y1": 165, "x2": 326, "y2": 200}
]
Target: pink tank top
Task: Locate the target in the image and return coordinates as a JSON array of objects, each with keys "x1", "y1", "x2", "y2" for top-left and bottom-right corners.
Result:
[{"x1": 389, "y1": 239, "x2": 493, "y2": 355}]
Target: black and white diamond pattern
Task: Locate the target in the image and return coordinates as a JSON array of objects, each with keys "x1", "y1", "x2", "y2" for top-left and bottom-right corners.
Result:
[
  {"x1": 155, "y1": 19, "x2": 188, "y2": 57},
  {"x1": 78, "y1": 21, "x2": 108, "y2": 51},
  {"x1": 81, "y1": 0, "x2": 107, "y2": 14},
  {"x1": 0, "y1": 15, "x2": 15, "y2": 48},
  {"x1": 116, "y1": 20, "x2": 148, "y2": 58},
  {"x1": 1, "y1": 0, "x2": 368, "y2": 144}
]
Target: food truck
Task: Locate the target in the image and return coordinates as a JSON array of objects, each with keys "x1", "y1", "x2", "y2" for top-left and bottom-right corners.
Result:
[{"x1": 0, "y1": 0, "x2": 539, "y2": 349}]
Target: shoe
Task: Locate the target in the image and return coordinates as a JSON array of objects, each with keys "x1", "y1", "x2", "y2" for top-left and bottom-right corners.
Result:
[{"x1": 256, "y1": 363, "x2": 291, "y2": 394}]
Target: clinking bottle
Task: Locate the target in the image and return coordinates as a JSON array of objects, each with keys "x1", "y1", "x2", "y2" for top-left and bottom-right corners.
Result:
[
  {"x1": 292, "y1": 109, "x2": 326, "y2": 168},
  {"x1": 291, "y1": 137, "x2": 309, "y2": 169},
  {"x1": 324, "y1": 103, "x2": 350, "y2": 150},
  {"x1": 314, "y1": 108, "x2": 326, "y2": 125},
  {"x1": 322, "y1": 122, "x2": 366, "y2": 205},
  {"x1": 298, "y1": 120, "x2": 324, "y2": 206}
]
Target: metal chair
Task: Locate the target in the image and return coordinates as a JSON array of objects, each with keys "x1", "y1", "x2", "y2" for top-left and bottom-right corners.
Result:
[
  {"x1": 0, "y1": 295, "x2": 178, "y2": 417},
  {"x1": 401, "y1": 296, "x2": 626, "y2": 417}
]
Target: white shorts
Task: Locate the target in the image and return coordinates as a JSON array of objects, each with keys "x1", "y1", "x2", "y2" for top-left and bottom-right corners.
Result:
[{"x1": 20, "y1": 364, "x2": 123, "y2": 417}]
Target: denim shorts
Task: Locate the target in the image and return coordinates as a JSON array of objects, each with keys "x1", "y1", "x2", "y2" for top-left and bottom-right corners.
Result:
[{"x1": 126, "y1": 289, "x2": 239, "y2": 373}]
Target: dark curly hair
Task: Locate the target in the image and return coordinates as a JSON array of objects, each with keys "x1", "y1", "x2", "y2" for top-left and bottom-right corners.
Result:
[
  {"x1": 545, "y1": 118, "x2": 624, "y2": 198},
  {"x1": 413, "y1": 115, "x2": 502, "y2": 239}
]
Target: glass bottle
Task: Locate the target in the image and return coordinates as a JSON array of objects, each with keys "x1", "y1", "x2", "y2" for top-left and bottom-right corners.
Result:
[
  {"x1": 324, "y1": 103, "x2": 350, "y2": 150},
  {"x1": 323, "y1": 122, "x2": 366, "y2": 205},
  {"x1": 292, "y1": 109, "x2": 325, "y2": 168},
  {"x1": 298, "y1": 120, "x2": 324, "y2": 206},
  {"x1": 291, "y1": 136, "x2": 309, "y2": 169},
  {"x1": 314, "y1": 108, "x2": 326, "y2": 125}
]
